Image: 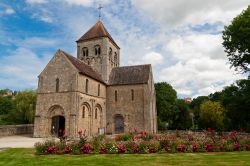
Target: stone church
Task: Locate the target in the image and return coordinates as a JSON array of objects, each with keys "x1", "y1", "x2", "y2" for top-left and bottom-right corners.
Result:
[{"x1": 33, "y1": 20, "x2": 157, "y2": 138}]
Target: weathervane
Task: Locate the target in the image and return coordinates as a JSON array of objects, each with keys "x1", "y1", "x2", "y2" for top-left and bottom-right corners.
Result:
[{"x1": 98, "y1": 4, "x2": 103, "y2": 20}]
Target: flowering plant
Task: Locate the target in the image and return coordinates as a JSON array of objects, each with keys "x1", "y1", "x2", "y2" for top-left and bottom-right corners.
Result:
[
  {"x1": 47, "y1": 146, "x2": 57, "y2": 154},
  {"x1": 117, "y1": 144, "x2": 126, "y2": 153},
  {"x1": 80, "y1": 143, "x2": 93, "y2": 154}
]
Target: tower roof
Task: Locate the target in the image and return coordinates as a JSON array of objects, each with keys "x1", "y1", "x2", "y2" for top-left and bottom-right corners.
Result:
[{"x1": 76, "y1": 20, "x2": 119, "y2": 49}]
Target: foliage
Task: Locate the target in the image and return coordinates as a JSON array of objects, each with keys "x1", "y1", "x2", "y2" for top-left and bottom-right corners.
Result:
[
  {"x1": 34, "y1": 130, "x2": 250, "y2": 155},
  {"x1": 155, "y1": 82, "x2": 179, "y2": 130},
  {"x1": 209, "y1": 79, "x2": 250, "y2": 132},
  {"x1": 222, "y1": 5, "x2": 250, "y2": 73},
  {"x1": 173, "y1": 99, "x2": 192, "y2": 129},
  {"x1": 199, "y1": 101, "x2": 227, "y2": 130}
]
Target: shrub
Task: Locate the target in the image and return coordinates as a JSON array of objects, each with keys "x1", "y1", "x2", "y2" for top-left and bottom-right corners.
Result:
[
  {"x1": 116, "y1": 134, "x2": 132, "y2": 141},
  {"x1": 91, "y1": 135, "x2": 105, "y2": 153},
  {"x1": 99, "y1": 146, "x2": 106, "y2": 154},
  {"x1": 177, "y1": 144, "x2": 186, "y2": 152},
  {"x1": 64, "y1": 146, "x2": 72, "y2": 153},
  {"x1": 80, "y1": 143, "x2": 93, "y2": 154},
  {"x1": 47, "y1": 146, "x2": 57, "y2": 154},
  {"x1": 245, "y1": 144, "x2": 250, "y2": 151},
  {"x1": 117, "y1": 144, "x2": 126, "y2": 153},
  {"x1": 233, "y1": 143, "x2": 240, "y2": 151},
  {"x1": 192, "y1": 144, "x2": 198, "y2": 152},
  {"x1": 34, "y1": 142, "x2": 46, "y2": 155},
  {"x1": 205, "y1": 144, "x2": 214, "y2": 152},
  {"x1": 104, "y1": 142, "x2": 117, "y2": 154},
  {"x1": 138, "y1": 141, "x2": 149, "y2": 153}
]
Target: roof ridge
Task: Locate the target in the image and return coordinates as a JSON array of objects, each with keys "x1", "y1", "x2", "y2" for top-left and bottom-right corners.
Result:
[{"x1": 59, "y1": 49, "x2": 105, "y2": 84}]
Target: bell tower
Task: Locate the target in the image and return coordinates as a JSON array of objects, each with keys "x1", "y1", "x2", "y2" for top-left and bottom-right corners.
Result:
[{"x1": 76, "y1": 20, "x2": 120, "y2": 83}]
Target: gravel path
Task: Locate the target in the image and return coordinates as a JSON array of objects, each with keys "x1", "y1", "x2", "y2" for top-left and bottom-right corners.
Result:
[{"x1": 0, "y1": 135, "x2": 44, "y2": 148}]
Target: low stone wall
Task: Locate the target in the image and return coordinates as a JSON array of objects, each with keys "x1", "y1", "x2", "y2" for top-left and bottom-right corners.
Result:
[{"x1": 0, "y1": 124, "x2": 34, "y2": 137}]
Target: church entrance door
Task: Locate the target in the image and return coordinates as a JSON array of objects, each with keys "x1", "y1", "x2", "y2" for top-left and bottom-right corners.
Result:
[
  {"x1": 51, "y1": 116, "x2": 65, "y2": 137},
  {"x1": 114, "y1": 115, "x2": 124, "y2": 134}
]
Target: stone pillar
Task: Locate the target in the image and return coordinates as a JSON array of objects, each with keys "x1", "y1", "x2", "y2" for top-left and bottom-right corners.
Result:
[
  {"x1": 33, "y1": 115, "x2": 41, "y2": 137},
  {"x1": 70, "y1": 114, "x2": 77, "y2": 138}
]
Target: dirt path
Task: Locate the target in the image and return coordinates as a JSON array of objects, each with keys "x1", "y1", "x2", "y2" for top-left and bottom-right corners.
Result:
[{"x1": 0, "y1": 135, "x2": 44, "y2": 148}]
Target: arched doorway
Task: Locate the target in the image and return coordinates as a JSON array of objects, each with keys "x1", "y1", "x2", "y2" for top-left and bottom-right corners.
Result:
[
  {"x1": 51, "y1": 116, "x2": 65, "y2": 137},
  {"x1": 114, "y1": 114, "x2": 124, "y2": 134}
]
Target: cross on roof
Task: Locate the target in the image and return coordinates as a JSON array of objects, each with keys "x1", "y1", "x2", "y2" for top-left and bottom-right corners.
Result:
[{"x1": 98, "y1": 4, "x2": 103, "y2": 20}]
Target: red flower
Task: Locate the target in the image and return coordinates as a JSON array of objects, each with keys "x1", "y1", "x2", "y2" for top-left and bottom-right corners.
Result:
[
  {"x1": 77, "y1": 130, "x2": 82, "y2": 135},
  {"x1": 64, "y1": 146, "x2": 72, "y2": 153},
  {"x1": 131, "y1": 144, "x2": 139, "y2": 153},
  {"x1": 207, "y1": 128, "x2": 212, "y2": 132},
  {"x1": 177, "y1": 144, "x2": 186, "y2": 152},
  {"x1": 205, "y1": 144, "x2": 213, "y2": 152},
  {"x1": 192, "y1": 144, "x2": 198, "y2": 152},
  {"x1": 149, "y1": 147, "x2": 157, "y2": 153},
  {"x1": 117, "y1": 145, "x2": 126, "y2": 153},
  {"x1": 80, "y1": 143, "x2": 93, "y2": 154}
]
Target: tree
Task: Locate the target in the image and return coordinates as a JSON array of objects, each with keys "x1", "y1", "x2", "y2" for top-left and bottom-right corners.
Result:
[
  {"x1": 173, "y1": 99, "x2": 192, "y2": 130},
  {"x1": 199, "y1": 101, "x2": 227, "y2": 130},
  {"x1": 190, "y1": 96, "x2": 209, "y2": 129},
  {"x1": 222, "y1": 5, "x2": 250, "y2": 74},
  {"x1": 155, "y1": 82, "x2": 179, "y2": 130},
  {"x1": 0, "y1": 96, "x2": 14, "y2": 115},
  {"x1": 10, "y1": 91, "x2": 37, "y2": 124},
  {"x1": 209, "y1": 79, "x2": 250, "y2": 131}
]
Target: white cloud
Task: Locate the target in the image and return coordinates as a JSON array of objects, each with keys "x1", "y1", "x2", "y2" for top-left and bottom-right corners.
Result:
[
  {"x1": 0, "y1": 48, "x2": 51, "y2": 90},
  {"x1": 158, "y1": 33, "x2": 244, "y2": 97},
  {"x1": 62, "y1": 0, "x2": 111, "y2": 7},
  {"x1": 4, "y1": 8, "x2": 15, "y2": 15},
  {"x1": 142, "y1": 52, "x2": 164, "y2": 65},
  {"x1": 26, "y1": 0, "x2": 48, "y2": 4},
  {"x1": 132, "y1": 0, "x2": 249, "y2": 28}
]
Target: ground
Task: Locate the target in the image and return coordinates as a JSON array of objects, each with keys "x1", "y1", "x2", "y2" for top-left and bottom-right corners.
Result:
[
  {"x1": 0, "y1": 135, "x2": 43, "y2": 149},
  {"x1": 0, "y1": 148, "x2": 250, "y2": 166}
]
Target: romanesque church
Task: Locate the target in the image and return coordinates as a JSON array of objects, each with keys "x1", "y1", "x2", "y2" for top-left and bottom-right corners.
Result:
[{"x1": 33, "y1": 20, "x2": 157, "y2": 138}]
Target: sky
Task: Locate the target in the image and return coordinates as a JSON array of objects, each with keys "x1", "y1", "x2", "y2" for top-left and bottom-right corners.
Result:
[{"x1": 0, "y1": 0, "x2": 248, "y2": 98}]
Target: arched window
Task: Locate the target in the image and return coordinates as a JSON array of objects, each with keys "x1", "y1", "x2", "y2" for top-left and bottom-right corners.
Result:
[
  {"x1": 114, "y1": 52, "x2": 117, "y2": 66},
  {"x1": 95, "y1": 45, "x2": 101, "y2": 56},
  {"x1": 131, "y1": 89, "x2": 134, "y2": 101},
  {"x1": 82, "y1": 106, "x2": 85, "y2": 118},
  {"x1": 109, "y1": 47, "x2": 112, "y2": 61},
  {"x1": 82, "y1": 47, "x2": 88, "y2": 57},
  {"x1": 115, "y1": 90, "x2": 117, "y2": 102},
  {"x1": 56, "y1": 78, "x2": 59, "y2": 92},
  {"x1": 95, "y1": 108, "x2": 97, "y2": 119},
  {"x1": 85, "y1": 79, "x2": 88, "y2": 93},
  {"x1": 98, "y1": 84, "x2": 100, "y2": 96}
]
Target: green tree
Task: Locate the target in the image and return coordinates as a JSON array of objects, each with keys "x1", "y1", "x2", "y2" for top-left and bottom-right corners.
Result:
[
  {"x1": 210, "y1": 79, "x2": 250, "y2": 131},
  {"x1": 199, "y1": 101, "x2": 227, "y2": 130},
  {"x1": 190, "y1": 96, "x2": 209, "y2": 129},
  {"x1": 10, "y1": 91, "x2": 37, "y2": 124},
  {"x1": 173, "y1": 99, "x2": 192, "y2": 130},
  {"x1": 222, "y1": 5, "x2": 250, "y2": 73},
  {"x1": 155, "y1": 82, "x2": 178, "y2": 130},
  {"x1": 0, "y1": 96, "x2": 14, "y2": 115}
]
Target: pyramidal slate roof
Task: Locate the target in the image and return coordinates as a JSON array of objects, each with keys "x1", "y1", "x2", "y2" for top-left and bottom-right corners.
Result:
[
  {"x1": 76, "y1": 20, "x2": 119, "y2": 49},
  {"x1": 58, "y1": 49, "x2": 105, "y2": 84},
  {"x1": 109, "y1": 64, "x2": 151, "y2": 85}
]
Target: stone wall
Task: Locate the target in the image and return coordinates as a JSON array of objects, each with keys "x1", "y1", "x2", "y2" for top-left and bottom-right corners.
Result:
[{"x1": 0, "y1": 124, "x2": 34, "y2": 137}]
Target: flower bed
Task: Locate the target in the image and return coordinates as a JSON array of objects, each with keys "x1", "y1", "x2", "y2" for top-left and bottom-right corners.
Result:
[{"x1": 35, "y1": 129, "x2": 250, "y2": 155}]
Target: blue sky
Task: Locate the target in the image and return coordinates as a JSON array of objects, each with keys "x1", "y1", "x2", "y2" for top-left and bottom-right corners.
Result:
[{"x1": 0, "y1": 0, "x2": 248, "y2": 98}]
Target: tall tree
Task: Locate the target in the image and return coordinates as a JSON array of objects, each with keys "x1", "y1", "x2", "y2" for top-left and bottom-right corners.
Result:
[
  {"x1": 222, "y1": 5, "x2": 250, "y2": 74},
  {"x1": 155, "y1": 82, "x2": 179, "y2": 130},
  {"x1": 199, "y1": 101, "x2": 227, "y2": 130}
]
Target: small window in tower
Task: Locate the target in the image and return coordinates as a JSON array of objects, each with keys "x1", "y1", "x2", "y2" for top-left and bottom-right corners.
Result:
[
  {"x1": 109, "y1": 47, "x2": 112, "y2": 56},
  {"x1": 95, "y1": 45, "x2": 101, "y2": 56},
  {"x1": 114, "y1": 53, "x2": 117, "y2": 64},
  {"x1": 56, "y1": 78, "x2": 59, "y2": 92},
  {"x1": 115, "y1": 90, "x2": 117, "y2": 102},
  {"x1": 131, "y1": 89, "x2": 134, "y2": 101},
  {"x1": 95, "y1": 108, "x2": 97, "y2": 119},
  {"x1": 82, "y1": 47, "x2": 88, "y2": 57},
  {"x1": 82, "y1": 106, "x2": 85, "y2": 118},
  {"x1": 98, "y1": 84, "x2": 100, "y2": 96},
  {"x1": 85, "y1": 79, "x2": 89, "y2": 93}
]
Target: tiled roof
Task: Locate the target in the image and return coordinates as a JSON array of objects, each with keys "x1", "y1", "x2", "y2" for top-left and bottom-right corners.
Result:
[
  {"x1": 59, "y1": 49, "x2": 105, "y2": 84},
  {"x1": 76, "y1": 20, "x2": 119, "y2": 48},
  {"x1": 109, "y1": 64, "x2": 151, "y2": 85}
]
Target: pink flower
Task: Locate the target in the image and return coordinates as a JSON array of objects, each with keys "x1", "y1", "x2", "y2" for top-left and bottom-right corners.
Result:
[
  {"x1": 177, "y1": 144, "x2": 186, "y2": 152},
  {"x1": 117, "y1": 145, "x2": 126, "y2": 153},
  {"x1": 80, "y1": 143, "x2": 93, "y2": 154}
]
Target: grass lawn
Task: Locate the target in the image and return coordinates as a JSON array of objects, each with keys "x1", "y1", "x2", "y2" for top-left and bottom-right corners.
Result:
[{"x1": 0, "y1": 148, "x2": 250, "y2": 166}]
